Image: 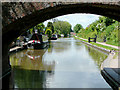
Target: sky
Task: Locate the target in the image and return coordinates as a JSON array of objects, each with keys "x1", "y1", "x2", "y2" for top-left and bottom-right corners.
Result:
[{"x1": 43, "y1": 13, "x2": 100, "y2": 29}]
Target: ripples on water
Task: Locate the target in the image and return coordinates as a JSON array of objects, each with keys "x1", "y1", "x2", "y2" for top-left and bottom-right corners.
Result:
[{"x1": 10, "y1": 38, "x2": 111, "y2": 88}]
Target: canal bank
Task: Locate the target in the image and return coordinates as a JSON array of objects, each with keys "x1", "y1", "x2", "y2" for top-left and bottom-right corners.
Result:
[
  {"x1": 9, "y1": 42, "x2": 49, "y2": 54},
  {"x1": 74, "y1": 36, "x2": 120, "y2": 89},
  {"x1": 9, "y1": 46, "x2": 24, "y2": 54}
]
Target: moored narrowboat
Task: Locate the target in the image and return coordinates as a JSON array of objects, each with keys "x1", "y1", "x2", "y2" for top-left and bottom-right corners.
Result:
[
  {"x1": 27, "y1": 33, "x2": 48, "y2": 49},
  {"x1": 51, "y1": 34, "x2": 57, "y2": 40}
]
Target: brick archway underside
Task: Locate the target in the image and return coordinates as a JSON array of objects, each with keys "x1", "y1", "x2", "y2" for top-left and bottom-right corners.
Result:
[{"x1": 2, "y1": 2, "x2": 120, "y2": 45}]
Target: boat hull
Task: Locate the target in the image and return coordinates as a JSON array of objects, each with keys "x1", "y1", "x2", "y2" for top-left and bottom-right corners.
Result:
[
  {"x1": 51, "y1": 38, "x2": 57, "y2": 40},
  {"x1": 27, "y1": 42, "x2": 49, "y2": 49}
]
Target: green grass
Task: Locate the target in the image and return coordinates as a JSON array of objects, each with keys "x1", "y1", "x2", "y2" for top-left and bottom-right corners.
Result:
[
  {"x1": 106, "y1": 42, "x2": 120, "y2": 46},
  {"x1": 74, "y1": 36, "x2": 118, "y2": 51},
  {"x1": 90, "y1": 42, "x2": 118, "y2": 51}
]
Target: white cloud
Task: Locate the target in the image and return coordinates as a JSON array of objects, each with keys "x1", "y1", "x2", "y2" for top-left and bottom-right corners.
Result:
[{"x1": 43, "y1": 13, "x2": 100, "y2": 29}]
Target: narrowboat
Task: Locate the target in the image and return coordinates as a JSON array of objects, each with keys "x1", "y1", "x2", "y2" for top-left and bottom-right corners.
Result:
[
  {"x1": 51, "y1": 34, "x2": 57, "y2": 40},
  {"x1": 27, "y1": 33, "x2": 48, "y2": 49}
]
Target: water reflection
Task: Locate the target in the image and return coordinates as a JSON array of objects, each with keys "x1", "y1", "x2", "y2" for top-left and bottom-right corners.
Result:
[
  {"x1": 10, "y1": 49, "x2": 56, "y2": 88},
  {"x1": 10, "y1": 49, "x2": 55, "y2": 71},
  {"x1": 85, "y1": 46, "x2": 108, "y2": 69},
  {"x1": 13, "y1": 67, "x2": 54, "y2": 88},
  {"x1": 74, "y1": 41, "x2": 83, "y2": 50},
  {"x1": 10, "y1": 38, "x2": 111, "y2": 88},
  {"x1": 52, "y1": 40, "x2": 71, "y2": 53}
]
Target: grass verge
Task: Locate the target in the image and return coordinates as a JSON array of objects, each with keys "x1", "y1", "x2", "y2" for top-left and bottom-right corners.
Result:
[
  {"x1": 74, "y1": 36, "x2": 118, "y2": 51},
  {"x1": 106, "y1": 42, "x2": 120, "y2": 47}
]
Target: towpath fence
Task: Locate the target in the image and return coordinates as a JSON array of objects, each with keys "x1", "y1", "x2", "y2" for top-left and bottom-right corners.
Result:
[{"x1": 88, "y1": 37, "x2": 96, "y2": 43}]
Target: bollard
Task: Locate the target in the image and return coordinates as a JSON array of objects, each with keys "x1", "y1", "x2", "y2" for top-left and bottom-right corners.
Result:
[
  {"x1": 88, "y1": 37, "x2": 90, "y2": 43},
  {"x1": 94, "y1": 38, "x2": 96, "y2": 43},
  {"x1": 88, "y1": 37, "x2": 96, "y2": 43}
]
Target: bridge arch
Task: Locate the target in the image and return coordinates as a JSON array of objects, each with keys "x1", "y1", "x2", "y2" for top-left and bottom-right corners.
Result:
[{"x1": 2, "y1": 2, "x2": 120, "y2": 78}]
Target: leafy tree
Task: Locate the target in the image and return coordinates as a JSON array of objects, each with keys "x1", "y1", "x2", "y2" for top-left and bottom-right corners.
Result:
[
  {"x1": 35, "y1": 23, "x2": 45, "y2": 34},
  {"x1": 53, "y1": 20, "x2": 72, "y2": 37},
  {"x1": 45, "y1": 28, "x2": 52, "y2": 40},
  {"x1": 61, "y1": 21, "x2": 71, "y2": 37},
  {"x1": 46, "y1": 22, "x2": 54, "y2": 33},
  {"x1": 104, "y1": 24, "x2": 115, "y2": 38},
  {"x1": 77, "y1": 16, "x2": 119, "y2": 46},
  {"x1": 29, "y1": 27, "x2": 34, "y2": 34},
  {"x1": 73, "y1": 24, "x2": 83, "y2": 33},
  {"x1": 53, "y1": 21, "x2": 62, "y2": 35},
  {"x1": 29, "y1": 23, "x2": 45, "y2": 34},
  {"x1": 99, "y1": 16, "x2": 115, "y2": 26}
]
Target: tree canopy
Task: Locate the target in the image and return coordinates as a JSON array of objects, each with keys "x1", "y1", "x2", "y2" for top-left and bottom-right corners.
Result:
[
  {"x1": 29, "y1": 23, "x2": 45, "y2": 34},
  {"x1": 77, "y1": 16, "x2": 119, "y2": 46},
  {"x1": 45, "y1": 28, "x2": 52, "y2": 39},
  {"x1": 73, "y1": 24, "x2": 83, "y2": 33},
  {"x1": 53, "y1": 20, "x2": 72, "y2": 37},
  {"x1": 46, "y1": 22, "x2": 54, "y2": 33}
]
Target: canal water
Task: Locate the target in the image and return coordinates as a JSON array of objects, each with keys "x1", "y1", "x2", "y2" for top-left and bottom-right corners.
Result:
[{"x1": 10, "y1": 38, "x2": 111, "y2": 88}]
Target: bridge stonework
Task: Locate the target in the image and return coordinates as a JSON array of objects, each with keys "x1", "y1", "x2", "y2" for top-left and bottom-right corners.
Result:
[
  {"x1": 2, "y1": 2, "x2": 56, "y2": 27},
  {"x1": 1, "y1": 1, "x2": 120, "y2": 79},
  {"x1": 2, "y1": 1, "x2": 120, "y2": 28}
]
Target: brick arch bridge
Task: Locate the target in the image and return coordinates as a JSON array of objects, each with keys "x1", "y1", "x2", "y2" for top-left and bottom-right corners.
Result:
[{"x1": 2, "y1": 1, "x2": 120, "y2": 77}]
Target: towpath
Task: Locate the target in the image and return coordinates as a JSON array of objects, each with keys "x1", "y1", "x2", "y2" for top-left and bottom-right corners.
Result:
[{"x1": 77, "y1": 37, "x2": 119, "y2": 49}]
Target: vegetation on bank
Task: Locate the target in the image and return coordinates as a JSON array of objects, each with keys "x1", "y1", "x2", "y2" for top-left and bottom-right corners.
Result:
[
  {"x1": 29, "y1": 23, "x2": 45, "y2": 34},
  {"x1": 74, "y1": 16, "x2": 120, "y2": 46},
  {"x1": 73, "y1": 24, "x2": 83, "y2": 33},
  {"x1": 53, "y1": 20, "x2": 72, "y2": 37},
  {"x1": 44, "y1": 20, "x2": 72, "y2": 38},
  {"x1": 74, "y1": 36, "x2": 118, "y2": 51},
  {"x1": 21, "y1": 19, "x2": 72, "y2": 38}
]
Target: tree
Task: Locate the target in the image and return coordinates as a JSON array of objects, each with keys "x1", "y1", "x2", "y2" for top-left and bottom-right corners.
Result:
[
  {"x1": 73, "y1": 24, "x2": 83, "y2": 33},
  {"x1": 77, "y1": 16, "x2": 119, "y2": 46},
  {"x1": 35, "y1": 23, "x2": 45, "y2": 34},
  {"x1": 46, "y1": 22, "x2": 54, "y2": 33},
  {"x1": 53, "y1": 20, "x2": 72, "y2": 37},
  {"x1": 99, "y1": 16, "x2": 115, "y2": 26},
  {"x1": 53, "y1": 21, "x2": 62, "y2": 35},
  {"x1": 29, "y1": 23, "x2": 45, "y2": 34},
  {"x1": 45, "y1": 28, "x2": 52, "y2": 40}
]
